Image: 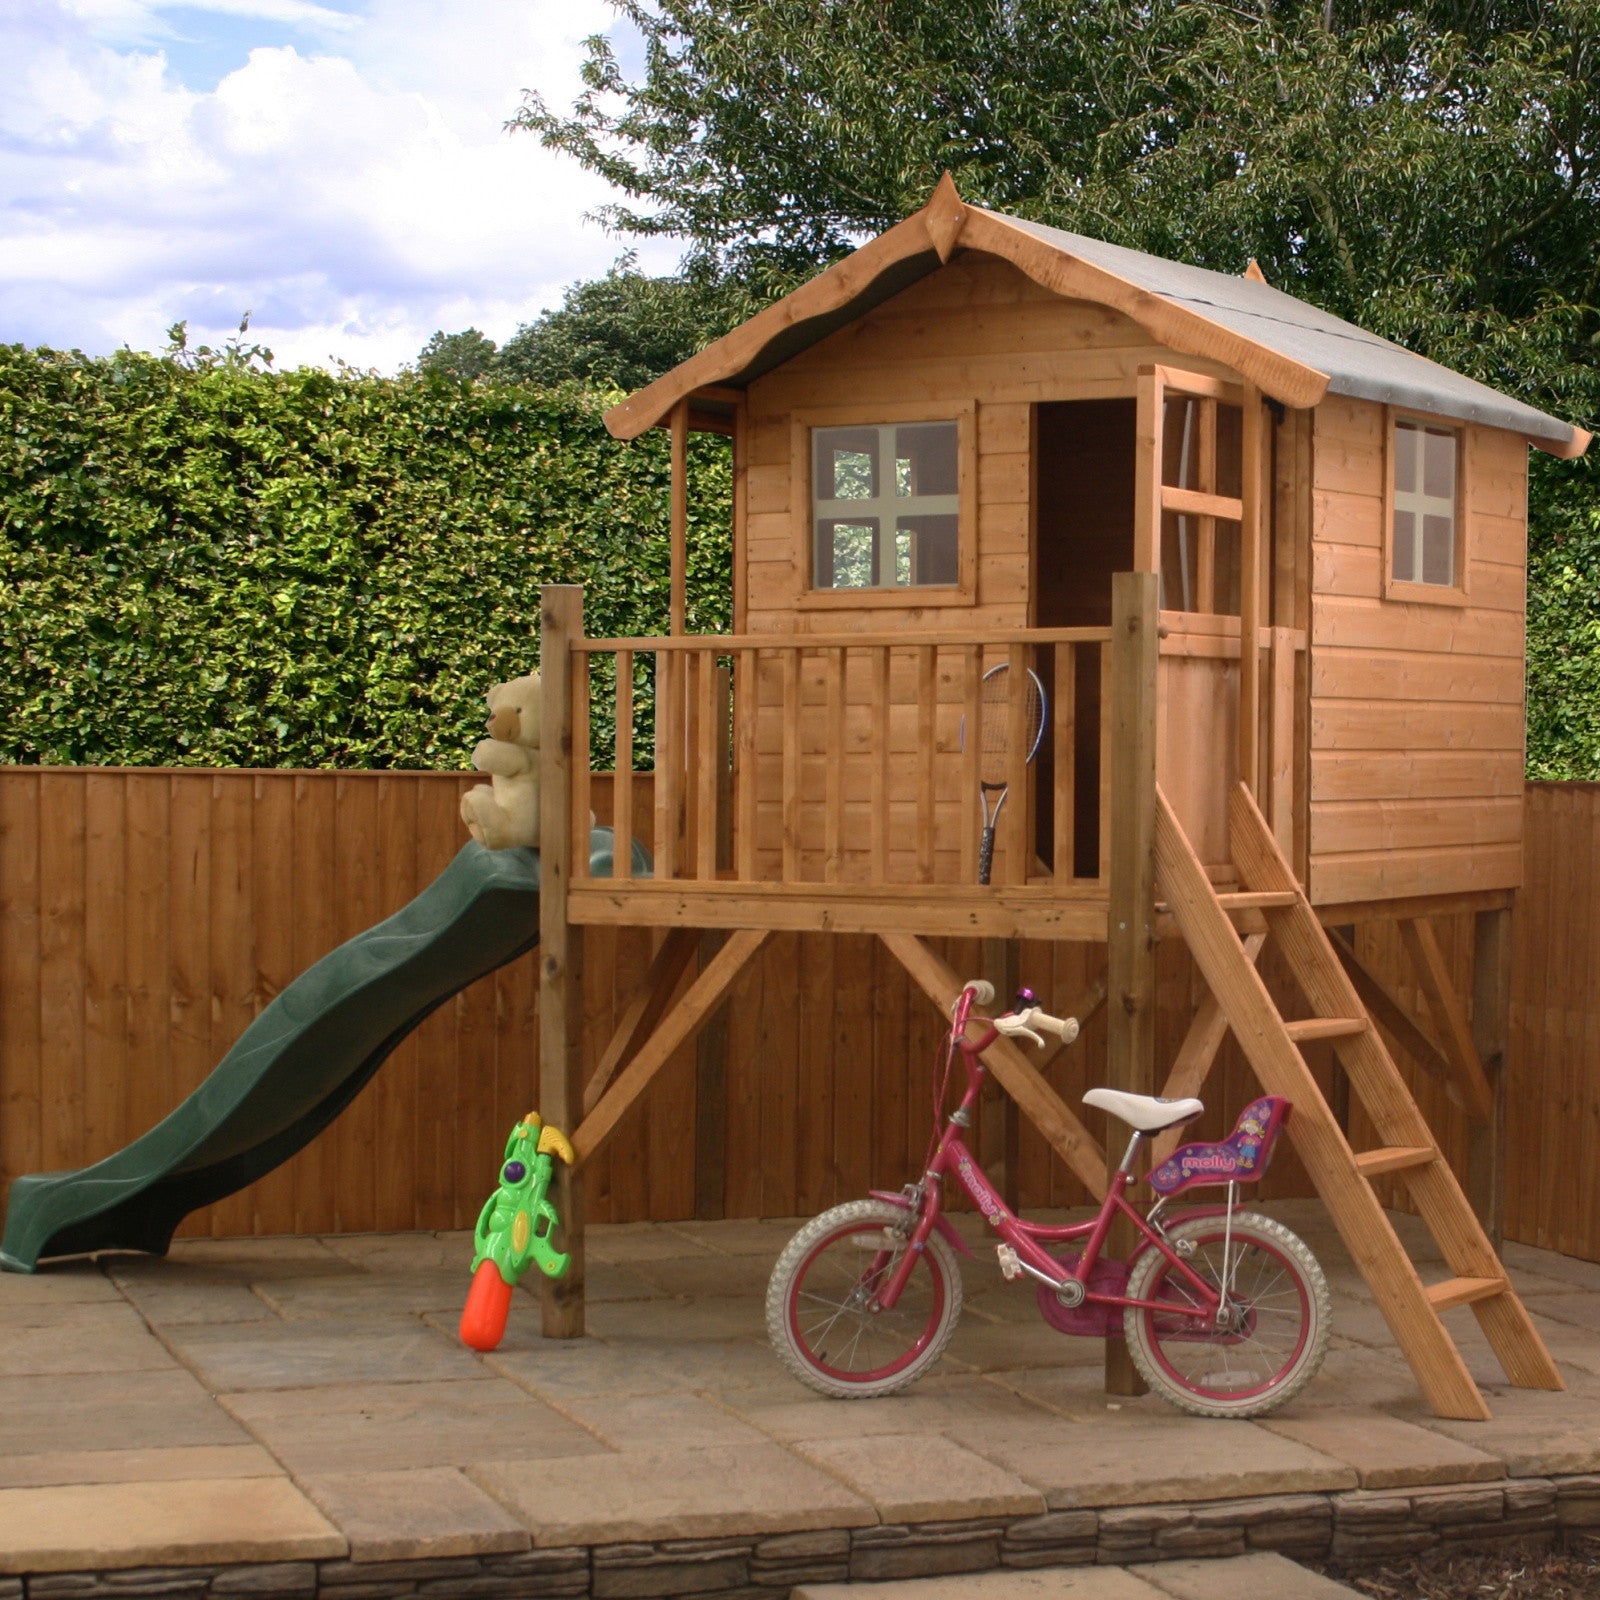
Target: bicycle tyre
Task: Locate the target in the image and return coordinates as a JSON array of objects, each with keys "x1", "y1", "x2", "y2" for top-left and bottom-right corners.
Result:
[
  {"x1": 1124, "y1": 1210, "x2": 1331, "y2": 1418},
  {"x1": 766, "y1": 1198, "x2": 963, "y2": 1399}
]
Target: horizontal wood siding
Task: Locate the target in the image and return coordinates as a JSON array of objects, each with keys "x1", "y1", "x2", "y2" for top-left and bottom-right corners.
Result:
[{"x1": 1307, "y1": 396, "x2": 1528, "y2": 905}]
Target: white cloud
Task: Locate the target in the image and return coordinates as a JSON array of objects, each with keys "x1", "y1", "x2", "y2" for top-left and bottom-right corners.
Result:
[{"x1": 0, "y1": 0, "x2": 678, "y2": 371}]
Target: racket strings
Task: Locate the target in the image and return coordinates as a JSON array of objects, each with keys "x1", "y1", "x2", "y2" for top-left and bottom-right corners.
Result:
[{"x1": 976, "y1": 668, "x2": 1044, "y2": 787}]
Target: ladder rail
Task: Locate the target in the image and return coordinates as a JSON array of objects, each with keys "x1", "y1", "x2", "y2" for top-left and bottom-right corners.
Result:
[
  {"x1": 1223, "y1": 782, "x2": 1564, "y2": 1399},
  {"x1": 1155, "y1": 787, "x2": 1493, "y2": 1421}
]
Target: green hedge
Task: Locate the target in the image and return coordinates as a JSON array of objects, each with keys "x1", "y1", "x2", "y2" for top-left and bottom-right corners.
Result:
[
  {"x1": 0, "y1": 346, "x2": 730, "y2": 768},
  {"x1": 3, "y1": 341, "x2": 1598, "y2": 776}
]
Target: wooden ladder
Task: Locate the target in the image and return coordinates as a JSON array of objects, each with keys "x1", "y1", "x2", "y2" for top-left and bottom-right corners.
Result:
[{"x1": 1154, "y1": 780, "x2": 1562, "y2": 1421}]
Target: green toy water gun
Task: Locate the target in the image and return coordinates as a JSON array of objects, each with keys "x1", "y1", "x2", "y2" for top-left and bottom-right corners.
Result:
[{"x1": 458, "y1": 1111, "x2": 575, "y2": 1351}]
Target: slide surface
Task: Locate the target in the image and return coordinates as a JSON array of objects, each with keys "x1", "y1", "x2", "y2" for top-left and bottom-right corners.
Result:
[{"x1": 1, "y1": 830, "x2": 641, "y2": 1271}]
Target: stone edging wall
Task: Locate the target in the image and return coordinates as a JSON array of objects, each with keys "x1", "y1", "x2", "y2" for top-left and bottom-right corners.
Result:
[{"x1": 11, "y1": 1475, "x2": 1600, "y2": 1599}]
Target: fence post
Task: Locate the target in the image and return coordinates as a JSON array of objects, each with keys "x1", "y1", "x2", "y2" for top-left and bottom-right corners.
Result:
[
  {"x1": 1105, "y1": 569, "x2": 1160, "y2": 1395},
  {"x1": 540, "y1": 584, "x2": 586, "y2": 1338}
]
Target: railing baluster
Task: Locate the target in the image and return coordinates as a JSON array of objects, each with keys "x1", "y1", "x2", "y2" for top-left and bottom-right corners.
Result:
[
  {"x1": 916, "y1": 645, "x2": 936, "y2": 883},
  {"x1": 1003, "y1": 641, "x2": 1030, "y2": 885},
  {"x1": 1053, "y1": 643, "x2": 1075, "y2": 886},
  {"x1": 571, "y1": 646, "x2": 591, "y2": 875},
  {"x1": 870, "y1": 647, "x2": 890, "y2": 883},
  {"x1": 613, "y1": 649, "x2": 633, "y2": 880},
  {"x1": 961, "y1": 644, "x2": 981, "y2": 884},
  {"x1": 696, "y1": 649, "x2": 718, "y2": 880},
  {"x1": 654, "y1": 650, "x2": 678, "y2": 880},
  {"x1": 824, "y1": 647, "x2": 845, "y2": 882},
  {"x1": 736, "y1": 648, "x2": 757, "y2": 881},
  {"x1": 781, "y1": 647, "x2": 801, "y2": 882}
]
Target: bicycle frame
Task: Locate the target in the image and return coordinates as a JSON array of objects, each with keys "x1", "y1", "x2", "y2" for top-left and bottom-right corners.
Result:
[{"x1": 872, "y1": 992, "x2": 1224, "y2": 1326}]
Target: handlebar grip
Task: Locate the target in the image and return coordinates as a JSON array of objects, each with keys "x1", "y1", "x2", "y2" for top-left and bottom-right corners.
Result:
[
  {"x1": 963, "y1": 979, "x2": 996, "y2": 1005},
  {"x1": 1033, "y1": 1009, "x2": 1080, "y2": 1043}
]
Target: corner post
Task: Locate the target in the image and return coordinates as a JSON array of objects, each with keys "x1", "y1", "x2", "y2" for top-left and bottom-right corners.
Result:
[
  {"x1": 1470, "y1": 904, "x2": 1512, "y2": 1249},
  {"x1": 1106, "y1": 570, "x2": 1160, "y2": 1395},
  {"x1": 540, "y1": 584, "x2": 586, "y2": 1338}
]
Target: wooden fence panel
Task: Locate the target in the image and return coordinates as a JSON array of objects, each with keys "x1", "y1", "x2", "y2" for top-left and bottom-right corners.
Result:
[{"x1": 2, "y1": 768, "x2": 1599, "y2": 1258}]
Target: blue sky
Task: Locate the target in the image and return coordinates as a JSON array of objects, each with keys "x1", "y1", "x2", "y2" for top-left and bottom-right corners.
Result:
[{"x1": 0, "y1": 0, "x2": 675, "y2": 370}]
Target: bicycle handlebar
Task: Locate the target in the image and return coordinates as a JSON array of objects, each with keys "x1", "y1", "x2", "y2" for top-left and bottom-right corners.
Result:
[
  {"x1": 995, "y1": 1007, "x2": 1080, "y2": 1048},
  {"x1": 955, "y1": 979, "x2": 1079, "y2": 1049}
]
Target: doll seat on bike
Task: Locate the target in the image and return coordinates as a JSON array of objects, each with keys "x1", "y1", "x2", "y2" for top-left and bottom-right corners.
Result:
[
  {"x1": 1147, "y1": 1095, "x2": 1292, "y2": 1196},
  {"x1": 1082, "y1": 1087, "x2": 1204, "y2": 1132}
]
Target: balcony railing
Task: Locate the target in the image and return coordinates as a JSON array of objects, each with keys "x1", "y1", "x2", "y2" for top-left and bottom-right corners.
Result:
[{"x1": 570, "y1": 628, "x2": 1116, "y2": 894}]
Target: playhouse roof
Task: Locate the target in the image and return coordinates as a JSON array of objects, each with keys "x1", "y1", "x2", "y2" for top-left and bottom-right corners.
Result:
[{"x1": 606, "y1": 176, "x2": 1591, "y2": 459}]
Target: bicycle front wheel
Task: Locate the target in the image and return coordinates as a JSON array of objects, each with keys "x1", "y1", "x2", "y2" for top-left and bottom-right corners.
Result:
[
  {"x1": 1124, "y1": 1211, "x2": 1331, "y2": 1418},
  {"x1": 766, "y1": 1199, "x2": 963, "y2": 1399}
]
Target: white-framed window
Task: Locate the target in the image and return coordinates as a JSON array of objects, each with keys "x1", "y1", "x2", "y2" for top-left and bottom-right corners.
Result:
[
  {"x1": 1390, "y1": 417, "x2": 1459, "y2": 588},
  {"x1": 811, "y1": 421, "x2": 960, "y2": 589}
]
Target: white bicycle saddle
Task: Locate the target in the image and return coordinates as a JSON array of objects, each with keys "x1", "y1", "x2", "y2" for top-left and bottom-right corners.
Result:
[{"x1": 1083, "y1": 1087, "x2": 1204, "y2": 1133}]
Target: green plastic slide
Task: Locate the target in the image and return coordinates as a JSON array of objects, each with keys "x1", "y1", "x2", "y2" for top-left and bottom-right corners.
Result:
[{"x1": 0, "y1": 830, "x2": 645, "y2": 1272}]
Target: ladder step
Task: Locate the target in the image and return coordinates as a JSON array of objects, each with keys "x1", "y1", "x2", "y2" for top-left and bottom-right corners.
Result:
[
  {"x1": 1283, "y1": 1016, "x2": 1371, "y2": 1042},
  {"x1": 1426, "y1": 1276, "x2": 1509, "y2": 1312},
  {"x1": 1215, "y1": 890, "x2": 1299, "y2": 910},
  {"x1": 1354, "y1": 1146, "x2": 1438, "y2": 1177}
]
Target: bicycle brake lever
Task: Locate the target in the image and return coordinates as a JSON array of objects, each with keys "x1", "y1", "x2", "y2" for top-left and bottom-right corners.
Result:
[{"x1": 994, "y1": 1015, "x2": 1046, "y2": 1049}]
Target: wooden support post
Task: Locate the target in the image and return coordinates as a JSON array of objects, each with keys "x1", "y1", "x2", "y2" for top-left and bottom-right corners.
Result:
[
  {"x1": 1106, "y1": 570, "x2": 1160, "y2": 1396},
  {"x1": 539, "y1": 584, "x2": 586, "y2": 1339},
  {"x1": 695, "y1": 930, "x2": 730, "y2": 1219},
  {"x1": 980, "y1": 938, "x2": 1021, "y2": 1209},
  {"x1": 1470, "y1": 905, "x2": 1512, "y2": 1249},
  {"x1": 1398, "y1": 917, "x2": 1495, "y2": 1125},
  {"x1": 670, "y1": 400, "x2": 688, "y2": 636},
  {"x1": 1238, "y1": 385, "x2": 1264, "y2": 794}
]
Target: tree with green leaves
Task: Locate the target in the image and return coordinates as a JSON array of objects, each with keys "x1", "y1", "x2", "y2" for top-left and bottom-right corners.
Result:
[
  {"x1": 492, "y1": 254, "x2": 741, "y2": 391},
  {"x1": 518, "y1": 0, "x2": 1600, "y2": 774},
  {"x1": 515, "y1": 0, "x2": 1600, "y2": 415},
  {"x1": 417, "y1": 327, "x2": 499, "y2": 380}
]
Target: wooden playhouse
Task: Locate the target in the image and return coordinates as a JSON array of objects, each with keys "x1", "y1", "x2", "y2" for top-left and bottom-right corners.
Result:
[{"x1": 533, "y1": 175, "x2": 1593, "y2": 1421}]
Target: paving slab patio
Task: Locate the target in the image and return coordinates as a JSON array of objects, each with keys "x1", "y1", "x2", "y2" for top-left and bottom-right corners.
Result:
[{"x1": 0, "y1": 1206, "x2": 1596, "y2": 1591}]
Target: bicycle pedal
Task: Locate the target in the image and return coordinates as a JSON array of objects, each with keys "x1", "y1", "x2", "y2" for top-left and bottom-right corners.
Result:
[{"x1": 996, "y1": 1244, "x2": 1022, "y2": 1280}]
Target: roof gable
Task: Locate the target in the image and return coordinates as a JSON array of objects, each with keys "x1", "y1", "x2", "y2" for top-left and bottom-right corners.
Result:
[{"x1": 606, "y1": 176, "x2": 1589, "y2": 459}]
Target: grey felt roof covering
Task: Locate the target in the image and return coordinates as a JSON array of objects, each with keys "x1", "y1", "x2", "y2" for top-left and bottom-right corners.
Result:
[{"x1": 996, "y1": 212, "x2": 1579, "y2": 449}]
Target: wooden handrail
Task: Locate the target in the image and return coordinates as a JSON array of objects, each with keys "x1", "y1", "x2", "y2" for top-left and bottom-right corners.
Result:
[{"x1": 575, "y1": 626, "x2": 1113, "y2": 652}]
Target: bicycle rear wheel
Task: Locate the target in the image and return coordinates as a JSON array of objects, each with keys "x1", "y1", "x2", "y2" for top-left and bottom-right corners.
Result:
[
  {"x1": 766, "y1": 1199, "x2": 963, "y2": 1399},
  {"x1": 1124, "y1": 1211, "x2": 1330, "y2": 1418}
]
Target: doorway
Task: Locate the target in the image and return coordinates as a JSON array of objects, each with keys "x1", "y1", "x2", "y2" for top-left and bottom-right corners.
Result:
[{"x1": 1032, "y1": 399, "x2": 1135, "y2": 877}]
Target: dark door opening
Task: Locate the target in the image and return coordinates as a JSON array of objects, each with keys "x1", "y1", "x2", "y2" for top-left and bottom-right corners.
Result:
[{"x1": 1033, "y1": 399, "x2": 1136, "y2": 877}]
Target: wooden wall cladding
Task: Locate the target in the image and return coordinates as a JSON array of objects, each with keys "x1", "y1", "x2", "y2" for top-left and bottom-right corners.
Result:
[
  {"x1": 1, "y1": 769, "x2": 1595, "y2": 1264},
  {"x1": 1306, "y1": 397, "x2": 1528, "y2": 905}
]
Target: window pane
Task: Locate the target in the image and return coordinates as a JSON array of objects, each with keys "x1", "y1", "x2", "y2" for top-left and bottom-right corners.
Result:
[
  {"x1": 1162, "y1": 398, "x2": 1199, "y2": 487},
  {"x1": 894, "y1": 422, "x2": 958, "y2": 497},
  {"x1": 1422, "y1": 513, "x2": 1454, "y2": 586},
  {"x1": 1160, "y1": 511, "x2": 1198, "y2": 611},
  {"x1": 816, "y1": 520, "x2": 877, "y2": 588},
  {"x1": 814, "y1": 426, "x2": 878, "y2": 500},
  {"x1": 1394, "y1": 420, "x2": 1418, "y2": 495},
  {"x1": 1215, "y1": 405, "x2": 1243, "y2": 499},
  {"x1": 900, "y1": 514, "x2": 958, "y2": 585},
  {"x1": 1213, "y1": 519, "x2": 1241, "y2": 616},
  {"x1": 1392, "y1": 509, "x2": 1416, "y2": 582},
  {"x1": 1423, "y1": 428, "x2": 1455, "y2": 500}
]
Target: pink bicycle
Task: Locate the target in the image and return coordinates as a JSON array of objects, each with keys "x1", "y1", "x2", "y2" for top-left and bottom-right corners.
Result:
[{"x1": 766, "y1": 979, "x2": 1331, "y2": 1417}]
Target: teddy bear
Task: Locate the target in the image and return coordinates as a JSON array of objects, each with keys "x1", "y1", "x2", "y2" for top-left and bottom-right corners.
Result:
[{"x1": 460, "y1": 672, "x2": 542, "y2": 850}]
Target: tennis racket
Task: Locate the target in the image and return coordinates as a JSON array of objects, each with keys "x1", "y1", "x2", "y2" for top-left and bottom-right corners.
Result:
[{"x1": 962, "y1": 663, "x2": 1047, "y2": 886}]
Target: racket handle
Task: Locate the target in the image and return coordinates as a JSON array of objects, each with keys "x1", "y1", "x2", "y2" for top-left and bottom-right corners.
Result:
[{"x1": 978, "y1": 826, "x2": 995, "y2": 886}]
